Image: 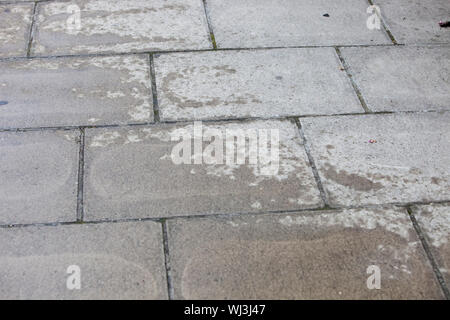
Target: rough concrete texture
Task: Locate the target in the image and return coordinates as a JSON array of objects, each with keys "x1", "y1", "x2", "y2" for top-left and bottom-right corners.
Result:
[
  {"x1": 167, "y1": 207, "x2": 443, "y2": 299},
  {"x1": 1, "y1": 0, "x2": 448, "y2": 300},
  {"x1": 301, "y1": 112, "x2": 450, "y2": 206},
  {"x1": 83, "y1": 120, "x2": 322, "y2": 221},
  {"x1": 375, "y1": 0, "x2": 450, "y2": 44},
  {"x1": 0, "y1": 55, "x2": 153, "y2": 128},
  {"x1": 0, "y1": 130, "x2": 79, "y2": 225},
  {"x1": 0, "y1": 221, "x2": 167, "y2": 299},
  {"x1": 206, "y1": 0, "x2": 390, "y2": 48},
  {"x1": 341, "y1": 46, "x2": 450, "y2": 112},
  {"x1": 0, "y1": 3, "x2": 33, "y2": 58},
  {"x1": 413, "y1": 204, "x2": 450, "y2": 286},
  {"x1": 155, "y1": 48, "x2": 363, "y2": 121},
  {"x1": 32, "y1": 0, "x2": 211, "y2": 56}
]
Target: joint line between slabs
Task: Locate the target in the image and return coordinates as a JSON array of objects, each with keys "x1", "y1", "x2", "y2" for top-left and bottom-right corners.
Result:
[
  {"x1": 294, "y1": 118, "x2": 330, "y2": 208},
  {"x1": 367, "y1": 0, "x2": 399, "y2": 45},
  {"x1": 334, "y1": 46, "x2": 372, "y2": 113},
  {"x1": 202, "y1": 0, "x2": 217, "y2": 50},
  {"x1": 26, "y1": 2, "x2": 38, "y2": 57},
  {"x1": 161, "y1": 220, "x2": 175, "y2": 300},
  {"x1": 148, "y1": 54, "x2": 161, "y2": 122},
  {"x1": 407, "y1": 206, "x2": 450, "y2": 299},
  {"x1": 76, "y1": 128, "x2": 85, "y2": 222}
]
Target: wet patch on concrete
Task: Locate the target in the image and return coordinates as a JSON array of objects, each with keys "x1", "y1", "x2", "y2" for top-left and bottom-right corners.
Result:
[{"x1": 167, "y1": 207, "x2": 443, "y2": 299}]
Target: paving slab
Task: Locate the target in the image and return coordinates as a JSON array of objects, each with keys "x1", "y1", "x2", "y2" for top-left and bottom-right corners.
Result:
[
  {"x1": 0, "y1": 221, "x2": 167, "y2": 299},
  {"x1": 0, "y1": 3, "x2": 33, "y2": 58},
  {"x1": 206, "y1": 0, "x2": 390, "y2": 48},
  {"x1": 84, "y1": 120, "x2": 322, "y2": 221},
  {"x1": 0, "y1": 55, "x2": 153, "y2": 129},
  {"x1": 167, "y1": 207, "x2": 443, "y2": 299},
  {"x1": 413, "y1": 204, "x2": 450, "y2": 286},
  {"x1": 155, "y1": 48, "x2": 363, "y2": 121},
  {"x1": 301, "y1": 112, "x2": 450, "y2": 206},
  {"x1": 375, "y1": 0, "x2": 450, "y2": 44},
  {"x1": 0, "y1": 130, "x2": 79, "y2": 225},
  {"x1": 32, "y1": 0, "x2": 211, "y2": 56},
  {"x1": 341, "y1": 46, "x2": 450, "y2": 112}
]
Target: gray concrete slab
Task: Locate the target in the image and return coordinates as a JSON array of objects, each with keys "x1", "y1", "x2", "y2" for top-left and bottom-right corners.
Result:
[
  {"x1": 0, "y1": 3, "x2": 33, "y2": 58},
  {"x1": 413, "y1": 204, "x2": 450, "y2": 286},
  {"x1": 0, "y1": 221, "x2": 167, "y2": 299},
  {"x1": 167, "y1": 207, "x2": 443, "y2": 299},
  {"x1": 84, "y1": 120, "x2": 322, "y2": 221},
  {"x1": 206, "y1": 0, "x2": 390, "y2": 48},
  {"x1": 0, "y1": 130, "x2": 79, "y2": 225},
  {"x1": 155, "y1": 48, "x2": 363, "y2": 121},
  {"x1": 341, "y1": 46, "x2": 450, "y2": 112},
  {"x1": 32, "y1": 0, "x2": 211, "y2": 56},
  {"x1": 375, "y1": 0, "x2": 450, "y2": 44},
  {"x1": 301, "y1": 112, "x2": 450, "y2": 206},
  {"x1": 0, "y1": 55, "x2": 153, "y2": 129}
]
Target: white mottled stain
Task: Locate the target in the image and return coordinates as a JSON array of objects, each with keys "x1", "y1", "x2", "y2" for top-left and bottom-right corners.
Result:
[
  {"x1": 279, "y1": 208, "x2": 412, "y2": 240},
  {"x1": 0, "y1": 5, "x2": 32, "y2": 46},
  {"x1": 7, "y1": 55, "x2": 152, "y2": 122},
  {"x1": 107, "y1": 91, "x2": 126, "y2": 99},
  {"x1": 35, "y1": 0, "x2": 210, "y2": 54},
  {"x1": 416, "y1": 205, "x2": 450, "y2": 248},
  {"x1": 91, "y1": 131, "x2": 121, "y2": 147},
  {"x1": 125, "y1": 132, "x2": 143, "y2": 144},
  {"x1": 251, "y1": 201, "x2": 262, "y2": 209}
]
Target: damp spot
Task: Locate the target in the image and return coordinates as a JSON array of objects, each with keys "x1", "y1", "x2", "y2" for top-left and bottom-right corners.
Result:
[{"x1": 323, "y1": 164, "x2": 383, "y2": 192}]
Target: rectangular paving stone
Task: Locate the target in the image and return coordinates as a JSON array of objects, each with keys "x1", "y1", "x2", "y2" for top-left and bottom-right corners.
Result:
[
  {"x1": 413, "y1": 204, "x2": 450, "y2": 286},
  {"x1": 206, "y1": 0, "x2": 390, "y2": 48},
  {"x1": 0, "y1": 130, "x2": 79, "y2": 225},
  {"x1": 0, "y1": 3, "x2": 33, "y2": 58},
  {"x1": 375, "y1": 0, "x2": 450, "y2": 44},
  {"x1": 84, "y1": 120, "x2": 322, "y2": 221},
  {"x1": 341, "y1": 46, "x2": 450, "y2": 112},
  {"x1": 32, "y1": 0, "x2": 211, "y2": 56},
  {"x1": 155, "y1": 48, "x2": 363, "y2": 121},
  {"x1": 0, "y1": 55, "x2": 153, "y2": 129},
  {"x1": 0, "y1": 221, "x2": 167, "y2": 299},
  {"x1": 167, "y1": 207, "x2": 443, "y2": 299},
  {"x1": 301, "y1": 112, "x2": 450, "y2": 206}
]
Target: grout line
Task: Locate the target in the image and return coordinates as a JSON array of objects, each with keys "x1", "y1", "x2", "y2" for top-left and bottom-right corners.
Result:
[
  {"x1": 407, "y1": 206, "x2": 450, "y2": 299},
  {"x1": 334, "y1": 47, "x2": 372, "y2": 113},
  {"x1": 148, "y1": 54, "x2": 161, "y2": 122},
  {"x1": 0, "y1": 109, "x2": 446, "y2": 133},
  {"x1": 202, "y1": 0, "x2": 217, "y2": 50},
  {"x1": 5, "y1": 42, "x2": 441, "y2": 63},
  {"x1": 3, "y1": 41, "x2": 449, "y2": 63},
  {"x1": 294, "y1": 118, "x2": 330, "y2": 208},
  {"x1": 161, "y1": 220, "x2": 174, "y2": 300},
  {"x1": 2, "y1": 0, "x2": 52, "y2": 3},
  {"x1": 76, "y1": 128, "x2": 85, "y2": 222},
  {"x1": 26, "y1": 1, "x2": 38, "y2": 57},
  {"x1": 1, "y1": 200, "x2": 450, "y2": 229},
  {"x1": 367, "y1": 0, "x2": 399, "y2": 45}
]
